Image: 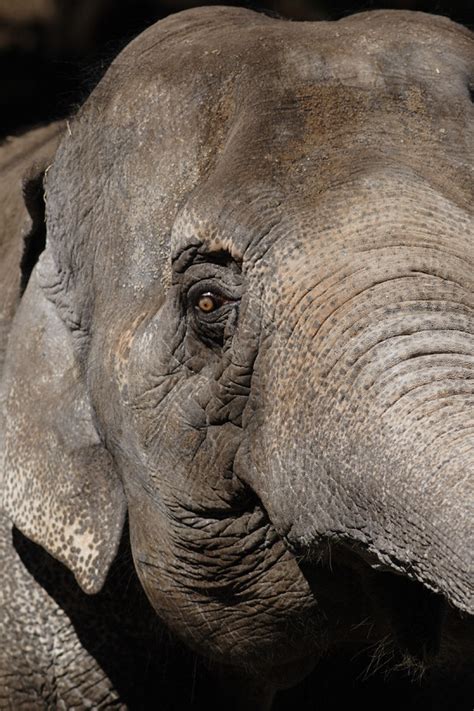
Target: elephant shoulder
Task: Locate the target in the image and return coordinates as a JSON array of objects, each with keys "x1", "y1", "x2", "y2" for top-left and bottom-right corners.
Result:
[{"x1": 0, "y1": 121, "x2": 65, "y2": 373}]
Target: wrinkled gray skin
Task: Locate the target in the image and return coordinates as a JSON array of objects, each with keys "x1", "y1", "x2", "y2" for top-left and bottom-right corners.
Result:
[{"x1": 1, "y1": 7, "x2": 473, "y2": 709}]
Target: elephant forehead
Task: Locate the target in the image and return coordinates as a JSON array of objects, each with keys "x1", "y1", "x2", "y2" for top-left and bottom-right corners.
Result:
[
  {"x1": 79, "y1": 6, "x2": 472, "y2": 142},
  {"x1": 112, "y1": 7, "x2": 472, "y2": 94},
  {"x1": 169, "y1": 92, "x2": 471, "y2": 265},
  {"x1": 45, "y1": 7, "x2": 472, "y2": 302}
]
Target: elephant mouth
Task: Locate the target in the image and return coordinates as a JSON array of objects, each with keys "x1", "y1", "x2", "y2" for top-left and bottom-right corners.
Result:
[
  {"x1": 131, "y1": 456, "x2": 460, "y2": 683},
  {"x1": 365, "y1": 568, "x2": 447, "y2": 666},
  {"x1": 297, "y1": 540, "x2": 449, "y2": 670}
]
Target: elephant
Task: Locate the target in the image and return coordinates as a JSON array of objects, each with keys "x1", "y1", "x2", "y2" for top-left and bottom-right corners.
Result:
[{"x1": 0, "y1": 6, "x2": 473, "y2": 710}]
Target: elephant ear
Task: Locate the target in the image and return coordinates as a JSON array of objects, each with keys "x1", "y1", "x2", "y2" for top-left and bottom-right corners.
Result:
[{"x1": 0, "y1": 131, "x2": 126, "y2": 595}]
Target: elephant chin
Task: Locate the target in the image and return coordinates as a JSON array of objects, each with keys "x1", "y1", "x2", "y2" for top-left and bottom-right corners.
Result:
[{"x1": 127, "y1": 494, "x2": 325, "y2": 680}]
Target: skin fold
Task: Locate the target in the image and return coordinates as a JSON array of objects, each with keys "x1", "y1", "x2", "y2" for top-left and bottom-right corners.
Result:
[{"x1": 0, "y1": 7, "x2": 473, "y2": 709}]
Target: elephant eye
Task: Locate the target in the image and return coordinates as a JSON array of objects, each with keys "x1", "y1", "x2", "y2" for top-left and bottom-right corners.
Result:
[
  {"x1": 188, "y1": 283, "x2": 235, "y2": 317},
  {"x1": 195, "y1": 291, "x2": 227, "y2": 314},
  {"x1": 187, "y1": 282, "x2": 239, "y2": 348}
]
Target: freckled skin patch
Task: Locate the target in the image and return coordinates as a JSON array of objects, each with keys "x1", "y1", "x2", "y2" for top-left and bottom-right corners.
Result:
[{"x1": 1, "y1": 6, "x2": 473, "y2": 706}]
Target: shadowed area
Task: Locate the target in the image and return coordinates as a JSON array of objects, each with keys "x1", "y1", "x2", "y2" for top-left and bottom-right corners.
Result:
[
  {"x1": 13, "y1": 522, "x2": 215, "y2": 710},
  {"x1": 13, "y1": 525, "x2": 473, "y2": 710}
]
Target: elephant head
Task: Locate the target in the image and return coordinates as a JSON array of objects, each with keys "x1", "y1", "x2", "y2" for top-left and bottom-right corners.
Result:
[{"x1": 1, "y1": 6, "x2": 472, "y2": 689}]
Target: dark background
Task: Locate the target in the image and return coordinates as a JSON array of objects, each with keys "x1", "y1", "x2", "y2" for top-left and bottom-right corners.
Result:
[{"x1": 0, "y1": 0, "x2": 472, "y2": 139}]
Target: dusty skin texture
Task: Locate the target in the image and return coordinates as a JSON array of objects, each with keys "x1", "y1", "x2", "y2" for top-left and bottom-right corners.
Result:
[{"x1": 0, "y1": 7, "x2": 473, "y2": 710}]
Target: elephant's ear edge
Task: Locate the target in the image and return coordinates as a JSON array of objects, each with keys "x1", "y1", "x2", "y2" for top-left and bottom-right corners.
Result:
[
  {"x1": 1, "y1": 259, "x2": 127, "y2": 594},
  {"x1": 0, "y1": 127, "x2": 127, "y2": 594}
]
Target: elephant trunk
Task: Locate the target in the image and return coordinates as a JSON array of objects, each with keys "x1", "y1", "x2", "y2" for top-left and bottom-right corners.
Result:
[{"x1": 243, "y1": 263, "x2": 474, "y2": 617}]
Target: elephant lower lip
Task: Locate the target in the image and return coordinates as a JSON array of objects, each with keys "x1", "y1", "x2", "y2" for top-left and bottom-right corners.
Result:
[{"x1": 369, "y1": 570, "x2": 447, "y2": 665}]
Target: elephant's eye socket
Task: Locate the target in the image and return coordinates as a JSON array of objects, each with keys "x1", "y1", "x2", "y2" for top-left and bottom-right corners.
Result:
[{"x1": 196, "y1": 292, "x2": 225, "y2": 314}]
